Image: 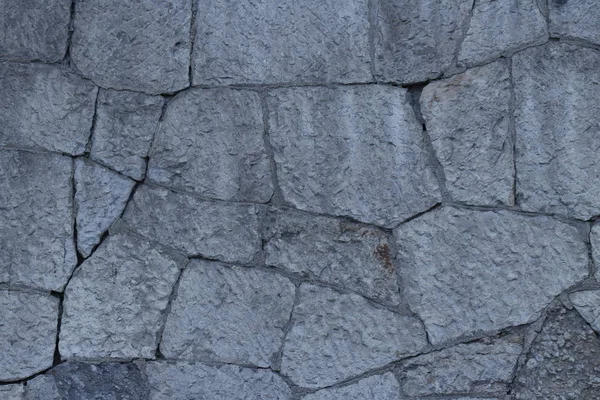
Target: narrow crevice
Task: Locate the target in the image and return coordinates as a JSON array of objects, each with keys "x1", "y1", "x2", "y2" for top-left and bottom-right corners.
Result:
[
  {"x1": 507, "y1": 56, "x2": 519, "y2": 207},
  {"x1": 62, "y1": 0, "x2": 77, "y2": 63},
  {"x1": 448, "y1": 0, "x2": 478, "y2": 73},
  {"x1": 187, "y1": 0, "x2": 198, "y2": 87},
  {"x1": 367, "y1": 0, "x2": 379, "y2": 80},
  {"x1": 259, "y1": 91, "x2": 286, "y2": 206},
  {"x1": 271, "y1": 284, "x2": 301, "y2": 372},
  {"x1": 53, "y1": 291, "x2": 64, "y2": 366},
  {"x1": 83, "y1": 88, "x2": 100, "y2": 157}
]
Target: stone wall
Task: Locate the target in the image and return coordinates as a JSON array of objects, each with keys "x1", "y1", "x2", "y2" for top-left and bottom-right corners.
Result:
[{"x1": 1, "y1": 0, "x2": 599, "y2": 398}]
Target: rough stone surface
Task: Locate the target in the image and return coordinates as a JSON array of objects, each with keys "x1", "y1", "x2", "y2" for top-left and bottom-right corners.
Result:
[
  {"x1": 395, "y1": 207, "x2": 588, "y2": 345},
  {"x1": 514, "y1": 42, "x2": 600, "y2": 220},
  {"x1": 0, "y1": 384, "x2": 24, "y2": 399},
  {"x1": 145, "y1": 361, "x2": 292, "y2": 400},
  {"x1": 267, "y1": 86, "x2": 441, "y2": 228},
  {"x1": 592, "y1": 224, "x2": 600, "y2": 278},
  {"x1": 264, "y1": 207, "x2": 401, "y2": 305},
  {"x1": 60, "y1": 232, "x2": 186, "y2": 360},
  {"x1": 193, "y1": 0, "x2": 370, "y2": 85},
  {"x1": 0, "y1": 150, "x2": 76, "y2": 291},
  {"x1": 90, "y1": 89, "x2": 164, "y2": 181},
  {"x1": 160, "y1": 260, "x2": 295, "y2": 367},
  {"x1": 148, "y1": 89, "x2": 273, "y2": 202},
  {"x1": 420, "y1": 60, "x2": 513, "y2": 206},
  {"x1": 0, "y1": 290, "x2": 58, "y2": 381},
  {"x1": 281, "y1": 284, "x2": 427, "y2": 388},
  {"x1": 549, "y1": 0, "x2": 600, "y2": 46},
  {"x1": 458, "y1": 0, "x2": 548, "y2": 66},
  {"x1": 121, "y1": 185, "x2": 262, "y2": 263},
  {"x1": 374, "y1": 0, "x2": 473, "y2": 83},
  {"x1": 301, "y1": 373, "x2": 400, "y2": 400},
  {"x1": 570, "y1": 290, "x2": 600, "y2": 333},
  {"x1": 512, "y1": 307, "x2": 600, "y2": 399},
  {"x1": 71, "y1": 0, "x2": 191, "y2": 94},
  {"x1": 0, "y1": 62, "x2": 97, "y2": 155},
  {"x1": 74, "y1": 159, "x2": 135, "y2": 258}
]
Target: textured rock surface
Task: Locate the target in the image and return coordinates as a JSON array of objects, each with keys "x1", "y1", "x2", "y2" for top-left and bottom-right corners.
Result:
[
  {"x1": 592, "y1": 224, "x2": 600, "y2": 278},
  {"x1": 0, "y1": 290, "x2": 58, "y2": 381},
  {"x1": 121, "y1": 185, "x2": 261, "y2": 263},
  {"x1": 570, "y1": 290, "x2": 600, "y2": 333},
  {"x1": 0, "y1": 384, "x2": 24, "y2": 399},
  {"x1": 514, "y1": 42, "x2": 600, "y2": 219},
  {"x1": 267, "y1": 86, "x2": 440, "y2": 228},
  {"x1": 74, "y1": 159, "x2": 135, "y2": 257},
  {"x1": 421, "y1": 60, "x2": 513, "y2": 206},
  {"x1": 193, "y1": 0, "x2": 370, "y2": 85},
  {"x1": 302, "y1": 373, "x2": 400, "y2": 400},
  {"x1": 0, "y1": 62, "x2": 97, "y2": 155},
  {"x1": 71, "y1": 0, "x2": 191, "y2": 94},
  {"x1": 90, "y1": 89, "x2": 164, "y2": 181},
  {"x1": 160, "y1": 260, "x2": 295, "y2": 367},
  {"x1": 549, "y1": 0, "x2": 600, "y2": 45},
  {"x1": 395, "y1": 207, "x2": 588, "y2": 344},
  {"x1": 0, "y1": 150, "x2": 76, "y2": 291},
  {"x1": 148, "y1": 89, "x2": 272, "y2": 202},
  {"x1": 281, "y1": 284, "x2": 427, "y2": 388},
  {"x1": 60, "y1": 232, "x2": 186, "y2": 360}
]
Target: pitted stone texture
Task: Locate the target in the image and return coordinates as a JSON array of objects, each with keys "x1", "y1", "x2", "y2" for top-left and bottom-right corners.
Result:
[
  {"x1": 514, "y1": 43, "x2": 600, "y2": 219},
  {"x1": 60, "y1": 232, "x2": 186, "y2": 360},
  {"x1": 90, "y1": 89, "x2": 164, "y2": 181},
  {"x1": 570, "y1": 290, "x2": 600, "y2": 333},
  {"x1": 0, "y1": 0, "x2": 70, "y2": 62},
  {"x1": 161, "y1": 260, "x2": 295, "y2": 367},
  {"x1": 71, "y1": 0, "x2": 191, "y2": 94},
  {"x1": 267, "y1": 86, "x2": 441, "y2": 228},
  {"x1": 23, "y1": 375, "x2": 61, "y2": 400},
  {"x1": 0, "y1": 290, "x2": 58, "y2": 381},
  {"x1": 395, "y1": 207, "x2": 588, "y2": 345},
  {"x1": 593, "y1": 224, "x2": 600, "y2": 278},
  {"x1": 0, "y1": 384, "x2": 24, "y2": 399},
  {"x1": 458, "y1": 0, "x2": 548, "y2": 66},
  {"x1": 193, "y1": 0, "x2": 370, "y2": 85},
  {"x1": 121, "y1": 185, "x2": 261, "y2": 264},
  {"x1": 146, "y1": 361, "x2": 292, "y2": 400},
  {"x1": 74, "y1": 159, "x2": 135, "y2": 258},
  {"x1": 420, "y1": 60, "x2": 513, "y2": 206},
  {"x1": 281, "y1": 284, "x2": 427, "y2": 388},
  {"x1": 302, "y1": 373, "x2": 400, "y2": 400},
  {"x1": 264, "y1": 207, "x2": 401, "y2": 305},
  {"x1": 0, "y1": 62, "x2": 97, "y2": 155},
  {"x1": 513, "y1": 307, "x2": 600, "y2": 399},
  {"x1": 0, "y1": 150, "x2": 76, "y2": 291},
  {"x1": 148, "y1": 89, "x2": 272, "y2": 202},
  {"x1": 374, "y1": 0, "x2": 473, "y2": 83},
  {"x1": 399, "y1": 335, "x2": 522, "y2": 396},
  {"x1": 550, "y1": 0, "x2": 600, "y2": 45}
]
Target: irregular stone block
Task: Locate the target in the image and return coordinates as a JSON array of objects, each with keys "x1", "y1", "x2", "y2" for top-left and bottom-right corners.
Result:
[
  {"x1": 374, "y1": 0, "x2": 473, "y2": 83},
  {"x1": 421, "y1": 60, "x2": 513, "y2": 206},
  {"x1": 0, "y1": 150, "x2": 76, "y2": 291},
  {"x1": 459, "y1": 0, "x2": 548, "y2": 66},
  {"x1": 514, "y1": 42, "x2": 600, "y2": 219},
  {"x1": 570, "y1": 289, "x2": 600, "y2": 333},
  {"x1": 264, "y1": 207, "x2": 401, "y2": 305},
  {"x1": 395, "y1": 207, "x2": 588, "y2": 345},
  {"x1": 160, "y1": 260, "x2": 295, "y2": 367},
  {"x1": 0, "y1": 384, "x2": 24, "y2": 400},
  {"x1": 75, "y1": 159, "x2": 135, "y2": 258},
  {"x1": 0, "y1": 290, "x2": 58, "y2": 381},
  {"x1": 23, "y1": 375, "x2": 61, "y2": 400},
  {"x1": 301, "y1": 373, "x2": 400, "y2": 400},
  {"x1": 121, "y1": 185, "x2": 261, "y2": 264},
  {"x1": 281, "y1": 284, "x2": 427, "y2": 388},
  {"x1": 0, "y1": 0, "x2": 70, "y2": 62},
  {"x1": 550, "y1": 0, "x2": 600, "y2": 45},
  {"x1": 193, "y1": 0, "x2": 370, "y2": 85},
  {"x1": 148, "y1": 89, "x2": 272, "y2": 202},
  {"x1": 60, "y1": 232, "x2": 187, "y2": 360},
  {"x1": 145, "y1": 361, "x2": 292, "y2": 400},
  {"x1": 0, "y1": 62, "x2": 97, "y2": 155},
  {"x1": 90, "y1": 89, "x2": 164, "y2": 181},
  {"x1": 71, "y1": 0, "x2": 191, "y2": 94},
  {"x1": 267, "y1": 86, "x2": 441, "y2": 228}
]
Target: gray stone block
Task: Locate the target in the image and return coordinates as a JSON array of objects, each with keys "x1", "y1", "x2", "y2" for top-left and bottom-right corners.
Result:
[
  {"x1": 301, "y1": 373, "x2": 401, "y2": 400},
  {"x1": 550, "y1": 0, "x2": 600, "y2": 45},
  {"x1": 0, "y1": 384, "x2": 24, "y2": 400},
  {"x1": 570, "y1": 289, "x2": 600, "y2": 333}
]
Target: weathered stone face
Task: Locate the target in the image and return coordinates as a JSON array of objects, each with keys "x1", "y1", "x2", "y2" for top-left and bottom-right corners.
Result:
[
  {"x1": 301, "y1": 373, "x2": 400, "y2": 400},
  {"x1": 549, "y1": 0, "x2": 600, "y2": 45},
  {"x1": 570, "y1": 289, "x2": 600, "y2": 333}
]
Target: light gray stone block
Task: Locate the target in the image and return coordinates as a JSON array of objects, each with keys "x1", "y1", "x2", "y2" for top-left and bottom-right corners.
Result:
[
  {"x1": 301, "y1": 373, "x2": 401, "y2": 400},
  {"x1": 550, "y1": 0, "x2": 600, "y2": 45},
  {"x1": 592, "y1": 224, "x2": 600, "y2": 280},
  {"x1": 570, "y1": 289, "x2": 600, "y2": 333},
  {"x1": 0, "y1": 384, "x2": 24, "y2": 400}
]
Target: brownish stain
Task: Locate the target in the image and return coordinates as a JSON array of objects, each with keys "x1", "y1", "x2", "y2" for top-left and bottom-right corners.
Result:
[{"x1": 374, "y1": 243, "x2": 395, "y2": 273}]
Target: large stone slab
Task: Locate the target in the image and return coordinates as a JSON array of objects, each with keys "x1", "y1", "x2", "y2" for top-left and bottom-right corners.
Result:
[
  {"x1": 147, "y1": 89, "x2": 272, "y2": 202},
  {"x1": 60, "y1": 232, "x2": 186, "y2": 360},
  {"x1": 420, "y1": 60, "x2": 513, "y2": 206},
  {"x1": 374, "y1": 0, "x2": 473, "y2": 83},
  {"x1": 0, "y1": 289, "x2": 58, "y2": 381},
  {"x1": 193, "y1": 0, "x2": 370, "y2": 85},
  {"x1": 160, "y1": 260, "x2": 295, "y2": 367},
  {"x1": 301, "y1": 373, "x2": 400, "y2": 400},
  {"x1": 71, "y1": 0, "x2": 191, "y2": 94},
  {"x1": 550, "y1": 0, "x2": 600, "y2": 46},
  {"x1": 395, "y1": 207, "x2": 588, "y2": 345},
  {"x1": 121, "y1": 185, "x2": 261, "y2": 264},
  {"x1": 281, "y1": 284, "x2": 427, "y2": 388},
  {"x1": 0, "y1": 150, "x2": 76, "y2": 291},
  {"x1": 570, "y1": 289, "x2": 600, "y2": 333},
  {"x1": 514, "y1": 42, "x2": 600, "y2": 219},
  {"x1": 145, "y1": 361, "x2": 292, "y2": 400},
  {"x1": 267, "y1": 86, "x2": 441, "y2": 228},
  {"x1": 0, "y1": 62, "x2": 97, "y2": 155},
  {"x1": 90, "y1": 89, "x2": 164, "y2": 181}
]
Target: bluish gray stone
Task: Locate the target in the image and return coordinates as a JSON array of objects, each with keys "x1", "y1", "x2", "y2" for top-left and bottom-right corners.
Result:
[
  {"x1": 570, "y1": 289, "x2": 600, "y2": 333},
  {"x1": 550, "y1": 0, "x2": 600, "y2": 46},
  {"x1": 301, "y1": 373, "x2": 401, "y2": 400}
]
